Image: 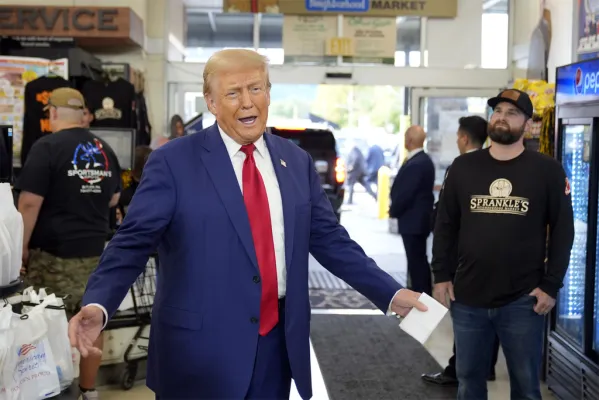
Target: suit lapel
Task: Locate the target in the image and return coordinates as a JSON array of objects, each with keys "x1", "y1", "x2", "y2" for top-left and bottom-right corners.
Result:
[
  {"x1": 264, "y1": 133, "x2": 295, "y2": 269},
  {"x1": 198, "y1": 125, "x2": 258, "y2": 271}
]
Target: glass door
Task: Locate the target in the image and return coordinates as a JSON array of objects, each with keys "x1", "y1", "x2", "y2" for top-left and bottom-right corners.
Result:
[
  {"x1": 167, "y1": 83, "x2": 213, "y2": 125},
  {"x1": 558, "y1": 123, "x2": 592, "y2": 347},
  {"x1": 410, "y1": 88, "x2": 500, "y2": 189}
]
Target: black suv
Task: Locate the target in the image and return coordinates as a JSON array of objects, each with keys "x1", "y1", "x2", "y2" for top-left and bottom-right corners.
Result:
[{"x1": 268, "y1": 127, "x2": 345, "y2": 221}]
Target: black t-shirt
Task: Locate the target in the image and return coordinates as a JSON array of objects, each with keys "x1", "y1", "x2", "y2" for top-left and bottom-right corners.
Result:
[
  {"x1": 432, "y1": 149, "x2": 575, "y2": 308},
  {"x1": 22, "y1": 76, "x2": 71, "y2": 166},
  {"x1": 82, "y1": 78, "x2": 136, "y2": 129},
  {"x1": 135, "y1": 93, "x2": 151, "y2": 146},
  {"x1": 15, "y1": 128, "x2": 122, "y2": 258}
]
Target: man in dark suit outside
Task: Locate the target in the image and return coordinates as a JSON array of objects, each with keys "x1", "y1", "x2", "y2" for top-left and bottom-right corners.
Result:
[
  {"x1": 422, "y1": 116, "x2": 500, "y2": 386},
  {"x1": 390, "y1": 126, "x2": 435, "y2": 295}
]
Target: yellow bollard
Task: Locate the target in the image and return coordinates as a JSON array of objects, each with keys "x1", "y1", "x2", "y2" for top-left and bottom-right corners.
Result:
[{"x1": 377, "y1": 166, "x2": 391, "y2": 219}]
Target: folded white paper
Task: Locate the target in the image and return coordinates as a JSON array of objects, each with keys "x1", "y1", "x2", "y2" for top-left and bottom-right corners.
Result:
[{"x1": 399, "y1": 293, "x2": 449, "y2": 344}]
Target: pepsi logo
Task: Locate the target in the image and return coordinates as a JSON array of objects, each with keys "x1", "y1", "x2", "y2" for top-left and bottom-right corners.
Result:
[{"x1": 575, "y1": 68, "x2": 583, "y2": 94}]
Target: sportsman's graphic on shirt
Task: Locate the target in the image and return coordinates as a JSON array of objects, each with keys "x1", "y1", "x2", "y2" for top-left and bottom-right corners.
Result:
[
  {"x1": 79, "y1": 142, "x2": 104, "y2": 169},
  {"x1": 94, "y1": 97, "x2": 123, "y2": 121},
  {"x1": 68, "y1": 139, "x2": 113, "y2": 192}
]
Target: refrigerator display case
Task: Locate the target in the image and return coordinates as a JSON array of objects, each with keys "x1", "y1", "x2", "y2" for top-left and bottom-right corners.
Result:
[{"x1": 547, "y1": 58, "x2": 599, "y2": 400}]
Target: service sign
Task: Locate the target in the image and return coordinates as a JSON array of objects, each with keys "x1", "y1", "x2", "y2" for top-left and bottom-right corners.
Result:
[
  {"x1": 556, "y1": 58, "x2": 599, "y2": 105},
  {"x1": 278, "y1": 0, "x2": 457, "y2": 18}
]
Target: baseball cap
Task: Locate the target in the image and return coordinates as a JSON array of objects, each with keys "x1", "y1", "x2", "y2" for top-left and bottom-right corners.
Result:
[
  {"x1": 43, "y1": 87, "x2": 86, "y2": 111},
  {"x1": 487, "y1": 89, "x2": 533, "y2": 118}
]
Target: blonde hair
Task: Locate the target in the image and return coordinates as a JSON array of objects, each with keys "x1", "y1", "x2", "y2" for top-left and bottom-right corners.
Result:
[{"x1": 203, "y1": 49, "x2": 271, "y2": 95}]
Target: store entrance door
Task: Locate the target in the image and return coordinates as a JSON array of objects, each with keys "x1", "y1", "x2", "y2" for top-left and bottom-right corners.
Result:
[
  {"x1": 410, "y1": 88, "x2": 500, "y2": 189},
  {"x1": 167, "y1": 83, "x2": 214, "y2": 125}
]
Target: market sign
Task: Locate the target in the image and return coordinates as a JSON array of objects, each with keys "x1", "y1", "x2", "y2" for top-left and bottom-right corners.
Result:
[
  {"x1": 278, "y1": 0, "x2": 458, "y2": 18},
  {"x1": 0, "y1": 6, "x2": 144, "y2": 48}
]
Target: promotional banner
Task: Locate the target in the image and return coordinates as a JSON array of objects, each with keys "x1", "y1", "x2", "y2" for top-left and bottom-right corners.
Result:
[
  {"x1": 555, "y1": 58, "x2": 599, "y2": 105},
  {"x1": 278, "y1": 0, "x2": 457, "y2": 18},
  {"x1": 576, "y1": 0, "x2": 599, "y2": 60},
  {"x1": 0, "y1": 56, "x2": 68, "y2": 163},
  {"x1": 282, "y1": 15, "x2": 338, "y2": 63},
  {"x1": 342, "y1": 17, "x2": 396, "y2": 64}
]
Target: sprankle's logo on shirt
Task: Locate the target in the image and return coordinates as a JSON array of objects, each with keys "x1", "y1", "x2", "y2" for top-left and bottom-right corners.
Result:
[
  {"x1": 95, "y1": 97, "x2": 123, "y2": 120},
  {"x1": 470, "y1": 178, "x2": 530, "y2": 216},
  {"x1": 565, "y1": 177, "x2": 571, "y2": 195}
]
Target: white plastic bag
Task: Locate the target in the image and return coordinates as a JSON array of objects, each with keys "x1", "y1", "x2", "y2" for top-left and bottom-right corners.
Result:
[
  {"x1": 0, "y1": 304, "x2": 18, "y2": 400},
  {"x1": 12, "y1": 298, "x2": 61, "y2": 399},
  {"x1": 22, "y1": 291, "x2": 74, "y2": 390},
  {"x1": 0, "y1": 183, "x2": 23, "y2": 286}
]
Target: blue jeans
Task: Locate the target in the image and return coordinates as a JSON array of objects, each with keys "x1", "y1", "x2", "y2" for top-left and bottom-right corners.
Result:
[{"x1": 452, "y1": 295, "x2": 545, "y2": 400}]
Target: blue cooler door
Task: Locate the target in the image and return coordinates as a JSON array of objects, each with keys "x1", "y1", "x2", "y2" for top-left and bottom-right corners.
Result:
[{"x1": 558, "y1": 123, "x2": 592, "y2": 347}]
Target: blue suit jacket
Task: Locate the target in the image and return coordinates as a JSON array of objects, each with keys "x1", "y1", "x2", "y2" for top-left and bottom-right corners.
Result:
[
  {"x1": 82, "y1": 124, "x2": 402, "y2": 399},
  {"x1": 389, "y1": 151, "x2": 435, "y2": 235}
]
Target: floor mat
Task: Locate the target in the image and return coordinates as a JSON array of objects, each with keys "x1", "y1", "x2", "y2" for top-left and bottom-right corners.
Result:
[
  {"x1": 310, "y1": 314, "x2": 457, "y2": 400},
  {"x1": 309, "y1": 288, "x2": 376, "y2": 310}
]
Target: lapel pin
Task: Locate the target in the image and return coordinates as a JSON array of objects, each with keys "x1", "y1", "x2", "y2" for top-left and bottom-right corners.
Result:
[{"x1": 280, "y1": 159, "x2": 287, "y2": 167}]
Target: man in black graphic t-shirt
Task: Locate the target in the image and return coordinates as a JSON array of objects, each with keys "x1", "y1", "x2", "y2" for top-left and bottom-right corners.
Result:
[
  {"x1": 432, "y1": 90, "x2": 574, "y2": 400},
  {"x1": 21, "y1": 75, "x2": 71, "y2": 165},
  {"x1": 422, "y1": 115, "x2": 500, "y2": 387},
  {"x1": 15, "y1": 88, "x2": 121, "y2": 400},
  {"x1": 82, "y1": 78, "x2": 136, "y2": 129}
]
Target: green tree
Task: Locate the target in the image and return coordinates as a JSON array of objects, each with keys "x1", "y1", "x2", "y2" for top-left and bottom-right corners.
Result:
[
  {"x1": 270, "y1": 98, "x2": 312, "y2": 119},
  {"x1": 311, "y1": 85, "x2": 404, "y2": 132}
]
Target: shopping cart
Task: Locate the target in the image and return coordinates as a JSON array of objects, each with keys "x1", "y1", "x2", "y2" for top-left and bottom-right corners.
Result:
[{"x1": 105, "y1": 254, "x2": 158, "y2": 390}]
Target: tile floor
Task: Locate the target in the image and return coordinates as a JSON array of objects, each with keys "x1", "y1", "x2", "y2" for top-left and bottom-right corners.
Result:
[{"x1": 98, "y1": 191, "x2": 557, "y2": 399}]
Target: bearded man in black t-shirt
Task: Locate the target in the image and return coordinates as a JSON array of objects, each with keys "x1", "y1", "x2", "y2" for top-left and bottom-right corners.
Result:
[{"x1": 15, "y1": 88, "x2": 121, "y2": 400}]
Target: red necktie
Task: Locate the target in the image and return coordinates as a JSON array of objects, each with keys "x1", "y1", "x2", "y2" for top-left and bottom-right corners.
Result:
[{"x1": 240, "y1": 144, "x2": 279, "y2": 336}]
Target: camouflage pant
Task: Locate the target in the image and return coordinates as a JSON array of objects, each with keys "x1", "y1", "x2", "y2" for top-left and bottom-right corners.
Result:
[{"x1": 24, "y1": 249, "x2": 99, "y2": 319}]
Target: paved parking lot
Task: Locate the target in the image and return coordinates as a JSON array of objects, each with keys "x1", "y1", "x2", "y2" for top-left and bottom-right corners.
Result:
[{"x1": 309, "y1": 191, "x2": 409, "y2": 287}]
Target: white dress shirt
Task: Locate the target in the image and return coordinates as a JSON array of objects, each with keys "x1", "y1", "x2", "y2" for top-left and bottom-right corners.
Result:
[
  {"x1": 406, "y1": 147, "x2": 424, "y2": 161},
  {"x1": 218, "y1": 126, "x2": 287, "y2": 298}
]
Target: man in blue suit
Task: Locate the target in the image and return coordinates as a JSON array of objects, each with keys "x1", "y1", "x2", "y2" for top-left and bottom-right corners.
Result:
[
  {"x1": 389, "y1": 126, "x2": 435, "y2": 296},
  {"x1": 68, "y1": 49, "x2": 427, "y2": 400}
]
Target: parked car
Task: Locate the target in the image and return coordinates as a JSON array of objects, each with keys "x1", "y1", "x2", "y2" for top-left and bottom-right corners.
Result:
[{"x1": 268, "y1": 126, "x2": 345, "y2": 221}]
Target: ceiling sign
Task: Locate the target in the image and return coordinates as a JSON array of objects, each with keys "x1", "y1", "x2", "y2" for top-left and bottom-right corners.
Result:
[{"x1": 278, "y1": 0, "x2": 458, "y2": 18}]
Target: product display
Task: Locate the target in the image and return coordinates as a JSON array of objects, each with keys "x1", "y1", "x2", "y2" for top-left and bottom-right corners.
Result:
[
  {"x1": 21, "y1": 75, "x2": 71, "y2": 166},
  {"x1": 538, "y1": 106, "x2": 555, "y2": 156},
  {"x1": 513, "y1": 78, "x2": 556, "y2": 117},
  {"x1": 558, "y1": 125, "x2": 590, "y2": 346},
  {"x1": 82, "y1": 77, "x2": 136, "y2": 129}
]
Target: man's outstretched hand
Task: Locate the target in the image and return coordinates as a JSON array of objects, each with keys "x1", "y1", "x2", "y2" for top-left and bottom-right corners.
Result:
[
  {"x1": 390, "y1": 289, "x2": 428, "y2": 317},
  {"x1": 68, "y1": 306, "x2": 104, "y2": 358}
]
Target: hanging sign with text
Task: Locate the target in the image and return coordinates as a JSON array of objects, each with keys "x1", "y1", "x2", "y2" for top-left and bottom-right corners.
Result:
[
  {"x1": 223, "y1": 0, "x2": 281, "y2": 13},
  {"x1": 342, "y1": 17, "x2": 396, "y2": 64},
  {"x1": 326, "y1": 37, "x2": 355, "y2": 56},
  {"x1": 0, "y1": 6, "x2": 144, "y2": 47},
  {"x1": 282, "y1": 15, "x2": 338, "y2": 63},
  {"x1": 278, "y1": 0, "x2": 457, "y2": 18}
]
